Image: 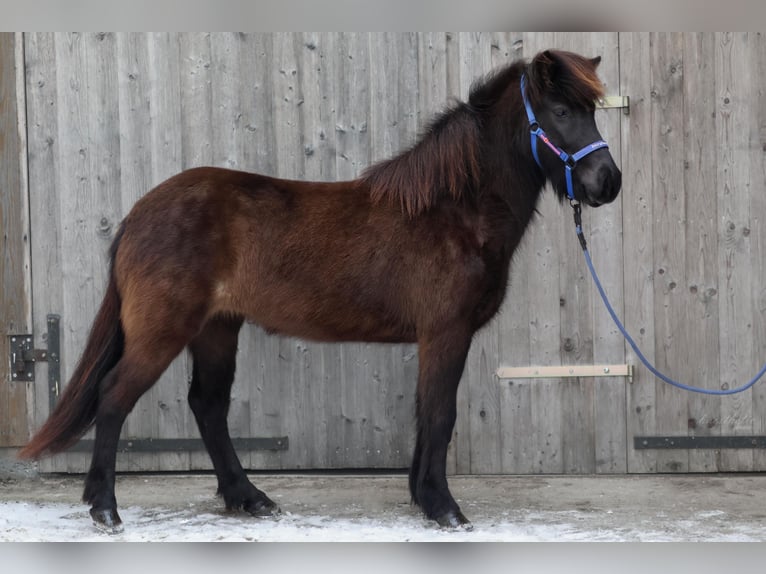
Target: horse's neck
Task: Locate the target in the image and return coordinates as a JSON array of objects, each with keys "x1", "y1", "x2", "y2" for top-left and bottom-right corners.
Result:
[{"x1": 475, "y1": 152, "x2": 546, "y2": 254}]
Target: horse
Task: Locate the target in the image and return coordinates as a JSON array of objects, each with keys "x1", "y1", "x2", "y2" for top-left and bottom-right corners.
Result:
[{"x1": 19, "y1": 48, "x2": 621, "y2": 533}]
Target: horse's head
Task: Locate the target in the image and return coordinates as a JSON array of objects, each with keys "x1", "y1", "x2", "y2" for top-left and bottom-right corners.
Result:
[{"x1": 524, "y1": 50, "x2": 621, "y2": 207}]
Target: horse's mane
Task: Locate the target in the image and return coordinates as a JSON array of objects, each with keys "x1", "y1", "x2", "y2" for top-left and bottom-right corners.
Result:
[{"x1": 361, "y1": 50, "x2": 605, "y2": 217}]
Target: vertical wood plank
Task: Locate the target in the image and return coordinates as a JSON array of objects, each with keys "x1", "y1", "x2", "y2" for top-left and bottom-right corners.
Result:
[
  {"x1": 369, "y1": 32, "x2": 419, "y2": 469},
  {"x1": 455, "y1": 32, "x2": 505, "y2": 475},
  {"x1": 271, "y1": 33, "x2": 305, "y2": 469},
  {"x1": 230, "y1": 33, "x2": 284, "y2": 471},
  {"x1": 682, "y1": 33, "x2": 722, "y2": 473},
  {"x1": 331, "y1": 32, "x2": 371, "y2": 467},
  {"x1": 561, "y1": 32, "x2": 628, "y2": 474},
  {"x1": 53, "y1": 33, "x2": 123, "y2": 473},
  {"x1": 524, "y1": 32, "x2": 571, "y2": 475},
  {"x1": 716, "y1": 32, "x2": 755, "y2": 472},
  {"x1": 750, "y1": 32, "x2": 766, "y2": 471},
  {"x1": 25, "y1": 33, "x2": 64, "y2": 472},
  {"x1": 647, "y1": 33, "x2": 689, "y2": 474},
  {"x1": 490, "y1": 33, "x2": 539, "y2": 475},
  {"x1": 442, "y1": 31, "x2": 473, "y2": 474},
  {"x1": 115, "y1": 32, "x2": 154, "y2": 472},
  {"x1": 621, "y1": 32, "x2": 658, "y2": 473},
  {"x1": 0, "y1": 32, "x2": 32, "y2": 448},
  {"x1": 146, "y1": 32, "x2": 190, "y2": 472},
  {"x1": 178, "y1": 32, "x2": 221, "y2": 472},
  {"x1": 577, "y1": 33, "x2": 627, "y2": 474},
  {"x1": 296, "y1": 32, "x2": 338, "y2": 468}
]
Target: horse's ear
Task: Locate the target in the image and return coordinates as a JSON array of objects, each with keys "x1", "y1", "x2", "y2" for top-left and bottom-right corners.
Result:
[
  {"x1": 530, "y1": 50, "x2": 558, "y2": 90},
  {"x1": 590, "y1": 55, "x2": 602, "y2": 67}
]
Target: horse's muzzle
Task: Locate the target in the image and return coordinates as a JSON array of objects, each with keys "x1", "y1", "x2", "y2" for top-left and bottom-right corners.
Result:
[{"x1": 585, "y1": 164, "x2": 622, "y2": 207}]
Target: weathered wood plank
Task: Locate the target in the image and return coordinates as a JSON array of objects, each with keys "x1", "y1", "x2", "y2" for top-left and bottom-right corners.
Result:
[
  {"x1": 488, "y1": 32, "x2": 528, "y2": 476},
  {"x1": 145, "y1": 32, "x2": 190, "y2": 472},
  {"x1": 455, "y1": 32, "x2": 504, "y2": 475},
  {"x1": 369, "y1": 32, "x2": 419, "y2": 469},
  {"x1": 525, "y1": 31, "x2": 572, "y2": 475},
  {"x1": 650, "y1": 32, "x2": 691, "y2": 474},
  {"x1": 750, "y1": 31, "x2": 766, "y2": 471},
  {"x1": 177, "y1": 32, "x2": 219, "y2": 472},
  {"x1": 682, "y1": 32, "x2": 722, "y2": 473},
  {"x1": 0, "y1": 32, "x2": 32, "y2": 448},
  {"x1": 716, "y1": 32, "x2": 755, "y2": 472},
  {"x1": 229, "y1": 33, "x2": 284, "y2": 471},
  {"x1": 51, "y1": 33, "x2": 113, "y2": 473},
  {"x1": 296, "y1": 32, "x2": 346, "y2": 468},
  {"x1": 442, "y1": 31, "x2": 473, "y2": 474},
  {"x1": 331, "y1": 32, "x2": 371, "y2": 468},
  {"x1": 577, "y1": 32, "x2": 627, "y2": 475},
  {"x1": 621, "y1": 32, "x2": 658, "y2": 473},
  {"x1": 114, "y1": 32, "x2": 155, "y2": 473},
  {"x1": 24, "y1": 33, "x2": 62, "y2": 472}
]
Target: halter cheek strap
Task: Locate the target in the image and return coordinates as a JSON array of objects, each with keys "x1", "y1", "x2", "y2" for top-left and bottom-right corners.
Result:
[{"x1": 520, "y1": 73, "x2": 609, "y2": 202}]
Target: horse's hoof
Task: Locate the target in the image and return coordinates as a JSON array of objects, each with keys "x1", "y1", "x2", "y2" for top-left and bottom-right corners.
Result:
[
  {"x1": 244, "y1": 497, "x2": 281, "y2": 518},
  {"x1": 90, "y1": 508, "x2": 124, "y2": 535},
  {"x1": 435, "y1": 509, "x2": 473, "y2": 531}
]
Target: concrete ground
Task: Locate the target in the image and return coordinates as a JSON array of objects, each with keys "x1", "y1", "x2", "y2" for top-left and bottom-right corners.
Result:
[{"x1": 2, "y1": 460, "x2": 766, "y2": 541}]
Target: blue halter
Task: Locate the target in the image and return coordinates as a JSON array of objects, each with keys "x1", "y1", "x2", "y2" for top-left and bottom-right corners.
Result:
[{"x1": 520, "y1": 73, "x2": 609, "y2": 202}]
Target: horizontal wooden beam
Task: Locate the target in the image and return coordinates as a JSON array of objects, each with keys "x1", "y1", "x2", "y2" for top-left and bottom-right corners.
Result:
[{"x1": 497, "y1": 364, "x2": 632, "y2": 381}]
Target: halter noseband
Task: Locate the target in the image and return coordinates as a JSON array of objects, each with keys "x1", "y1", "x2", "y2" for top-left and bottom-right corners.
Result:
[{"x1": 520, "y1": 73, "x2": 609, "y2": 203}]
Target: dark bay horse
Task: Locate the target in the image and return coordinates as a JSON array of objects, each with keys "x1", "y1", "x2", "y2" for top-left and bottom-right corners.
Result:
[{"x1": 20, "y1": 49, "x2": 621, "y2": 532}]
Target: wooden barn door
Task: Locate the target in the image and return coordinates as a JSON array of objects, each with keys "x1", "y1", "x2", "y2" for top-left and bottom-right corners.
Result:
[
  {"x1": 18, "y1": 32, "x2": 766, "y2": 475},
  {"x1": 621, "y1": 32, "x2": 766, "y2": 474}
]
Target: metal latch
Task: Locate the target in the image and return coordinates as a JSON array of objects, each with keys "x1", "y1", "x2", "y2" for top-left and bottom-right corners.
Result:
[
  {"x1": 8, "y1": 315, "x2": 61, "y2": 398},
  {"x1": 9, "y1": 335, "x2": 47, "y2": 382},
  {"x1": 597, "y1": 95, "x2": 630, "y2": 115}
]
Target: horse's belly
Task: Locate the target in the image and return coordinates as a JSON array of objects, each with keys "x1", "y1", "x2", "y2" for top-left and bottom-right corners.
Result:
[{"x1": 219, "y1": 285, "x2": 416, "y2": 344}]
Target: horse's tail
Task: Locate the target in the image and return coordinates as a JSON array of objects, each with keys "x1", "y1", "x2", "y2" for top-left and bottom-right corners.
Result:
[{"x1": 18, "y1": 226, "x2": 126, "y2": 460}]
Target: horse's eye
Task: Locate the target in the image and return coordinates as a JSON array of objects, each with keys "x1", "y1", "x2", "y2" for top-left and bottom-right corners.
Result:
[{"x1": 553, "y1": 107, "x2": 569, "y2": 118}]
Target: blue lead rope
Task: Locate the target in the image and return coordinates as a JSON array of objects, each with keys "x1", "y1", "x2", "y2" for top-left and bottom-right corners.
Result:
[
  {"x1": 574, "y1": 205, "x2": 766, "y2": 396},
  {"x1": 521, "y1": 71, "x2": 766, "y2": 395}
]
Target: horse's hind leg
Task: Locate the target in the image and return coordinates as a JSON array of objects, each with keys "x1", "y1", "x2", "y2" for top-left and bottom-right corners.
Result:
[
  {"x1": 410, "y1": 325, "x2": 473, "y2": 529},
  {"x1": 84, "y1": 336, "x2": 188, "y2": 533},
  {"x1": 188, "y1": 315, "x2": 279, "y2": 517}
]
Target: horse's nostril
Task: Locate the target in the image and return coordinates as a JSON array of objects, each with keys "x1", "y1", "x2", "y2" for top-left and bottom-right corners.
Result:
[{"x1": 600, "y1": 167, "x2": 622, "y2": 201}]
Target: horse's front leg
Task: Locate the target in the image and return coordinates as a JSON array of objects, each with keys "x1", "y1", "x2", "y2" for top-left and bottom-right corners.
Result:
[{"x1": 410, "y1": 325, "x2": 473, "y2": 529}]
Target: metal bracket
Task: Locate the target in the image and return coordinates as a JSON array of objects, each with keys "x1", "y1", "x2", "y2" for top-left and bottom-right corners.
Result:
[
  {"x1": 497, "y1": 364, "x2": 633, "y2": 383},
  {"x1": 597, "y1": 95, "x2": 630, "y2": 115},
  {"x1": 7, "y1": 315, "x2": 60, "y2": 405}
]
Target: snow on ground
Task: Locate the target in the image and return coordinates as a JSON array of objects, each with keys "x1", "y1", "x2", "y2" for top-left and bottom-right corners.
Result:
[{"x1": 2, "y1": 500, "x2": 764, "y2": 542}]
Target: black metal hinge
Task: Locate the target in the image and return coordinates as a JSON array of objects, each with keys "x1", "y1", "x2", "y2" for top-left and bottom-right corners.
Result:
[
  {"x1": 635, "y1": 436, "x2": 766, "y2": 450},
  {"x1": 67, "y1": 437, "x2": 289, "y2": 454},
  {"x1": 7, "y1": 315, "x2": 61, "y2": 409}
]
